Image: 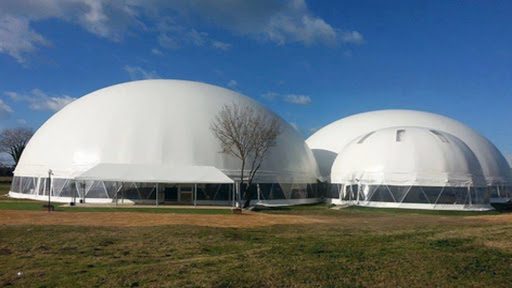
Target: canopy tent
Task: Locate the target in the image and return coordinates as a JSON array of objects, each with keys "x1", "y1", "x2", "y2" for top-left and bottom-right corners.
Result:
[{"x1": 74, "y1": 163, "x2": 234, "y2": 184}]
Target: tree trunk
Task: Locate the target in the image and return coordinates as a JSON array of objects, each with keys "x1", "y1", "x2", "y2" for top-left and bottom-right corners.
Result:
[
  {"x1": 239, "y1": 158, "x2": 245, "y2": 208},
  {"x1": 243, "y1": 189, "x2": 252, "y2": 208}
]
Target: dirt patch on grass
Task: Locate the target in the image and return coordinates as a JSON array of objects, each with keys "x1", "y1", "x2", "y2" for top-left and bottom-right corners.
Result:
[
  {"x1": 0, "y1": 210, "x2": 331, "y2": 228},
  {"x1": 466, "y1": 213, "x2": 512, "y2": 223}
]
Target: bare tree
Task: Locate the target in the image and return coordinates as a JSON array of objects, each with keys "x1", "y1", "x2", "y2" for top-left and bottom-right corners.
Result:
[
  {"x1": 0, "y1": 128, "x2": 33, "y2": 165},
  {"x1": 211, "y1": 103, "x2": 281, "y2": 208}
]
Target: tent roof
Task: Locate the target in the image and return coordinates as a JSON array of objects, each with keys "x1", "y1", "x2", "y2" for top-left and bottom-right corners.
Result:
[{"x1": 74, "y1": 163, "x2": 234, "y2": 184}]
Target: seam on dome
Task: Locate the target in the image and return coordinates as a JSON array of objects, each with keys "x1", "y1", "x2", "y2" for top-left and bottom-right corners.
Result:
[
  {"x1": 357, "y1": 131, "x2": 375, "y2": 144},
  {"x1": 430, "y1": 130, "x2": 449, "y2": 143}
]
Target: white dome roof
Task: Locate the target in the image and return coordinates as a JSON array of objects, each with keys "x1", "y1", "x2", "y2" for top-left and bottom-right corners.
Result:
[
  {"x1": 307, "y1": 110, "x2": 511, "y2": 185},
  {"x1": 16, "y1": 80, "x2": 319, "y2": 183},
  {"x1": 331, "y1": 127, "x2": 486, "y2": 187}
]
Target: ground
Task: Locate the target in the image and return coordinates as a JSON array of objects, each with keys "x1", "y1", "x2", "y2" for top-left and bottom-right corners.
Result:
[{"x1": 1, "y1": 179, "x2": 512, "y2": 287}]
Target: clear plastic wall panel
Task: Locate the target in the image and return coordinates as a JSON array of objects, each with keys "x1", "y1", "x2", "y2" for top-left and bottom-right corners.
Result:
[
  {"x1": 368, "y1": 185, "x2": 396, "y2": 202},
  {"x1": 103, "y1": 181, "x2": 120, "y2": 198},
  {"x1": 86, "y1": 181, "x2": 109, "y2": 198},
  {"x1": 258, "y1": 184, "x2": 273, "y2": 200},
  {"x1": 280, "y1": 183, "x2": 294, "y2": 199},
  {"x1": 269, "y1": 184, "x2": 286, "y2": 200},
  {"x1": 488, "y1": 186, "x2": 499, "y2": 198},
  {"x1": 341, "y1": 185, "x2": 350, "y2": 201},
  {"x1": 435, "y1": 187, "x2": 468, "y2": 204},
  {"x1": 360, "y1": 185, "x2": 372, "y2": 201},
  {"x1": 387, "y1": 186, "x2": 411, "y2": 203},
  {"x1": 306, "y1": 184, "x2": 319, "y2": 198},
  {"x1": 21, "y1": 177, "x2": 38, "y2": 194},
  {"x1": 10, "y1": 176, "x2": 21, "y2": 192},
  {"x1": 214, "y1": 184, "x2": 232, "y2": 201},
  {"x1": 163, "y1": 185, "x2": 178, "y2": 201},
  {"x1": 51, "y1": 178, "x2": 68, "y2": 196},
  {"x1": 291, "y1": 184, "x2": 308, "y2": 199},
  {"x1": 197, "y1": 184, "x2": 232, "y2": 201},
  {"x1": 141, "y1": 183, "x2": 157, "y2": 200},
  {"x1": 237, "y1": 183, "x2": 257, "y2": 200},
  {"x1": 59, "y1": 179, "x2": 78, "y2": 197},
  {"x1": 503, "y1": 186, "x2": 512, "y2": 198},
  {"x1": 342, "y1": 185, "x2": 358, "y2": 201},
  {"x1": 248, "y1": 184, "x2": 258, "y2": 200},
  {"x1": 123, "y1": 183, "x2": 142, "y2": 200},
  {"x1": 38, "y1": 178, "x2": 48, "y2": 195},
  {"x1": 491, "y1": 185, "x2": 512, "y2": 198},
  {"x1": 470, "y1": 187, "x2": 488, "y2": 204},
  {"x1": 329, "y1": 184, "x2": 340, "y2": 199},
  {"x1": 402, "y1": 187, "x2": 430, "y2": 203},
  {"x1": 421, "y1": 187, "x2": 444, "y2": 204},
  {"x1": 74, "y1": 181, "x2": 86, "y2": 198},
  {"x1": 196, "y1": 185, "x2": 206, "y2": 200}
]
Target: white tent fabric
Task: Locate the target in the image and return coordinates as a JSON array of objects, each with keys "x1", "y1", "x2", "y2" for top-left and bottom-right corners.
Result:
[
  {"x1": 14, "y1": 79, "x2": 319, "y2": 184},
  {"x1": 75, "y1": 163, "x2": 234, "y2": 184},
  {"x1": 307, "y1": 109, "x2": 511, "y2": 186},
  {"x1": 331, "y1": 127, "x2": 486, "y2": 187}
]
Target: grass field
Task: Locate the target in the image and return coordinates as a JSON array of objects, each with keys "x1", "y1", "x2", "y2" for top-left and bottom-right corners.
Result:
[{"x1": 1, "y1": 182, "x2": 512, "y2": 287}]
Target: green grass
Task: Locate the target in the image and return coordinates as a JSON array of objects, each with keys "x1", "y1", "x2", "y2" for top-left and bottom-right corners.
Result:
[
  {"x1": 1, "y1": 215, "x2": 512, "y2": 287},
  {"x1": 2, "y1": 180, "x2": 512, "y2": 286},
  {"x1": 0, "y1": 197, "x2": 231, "y2": 215}
]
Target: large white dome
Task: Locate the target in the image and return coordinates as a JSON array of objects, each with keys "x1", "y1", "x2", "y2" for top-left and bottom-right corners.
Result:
[
  {"x1": 307, "y1": 110, "x2": 511, "y2": 186},
  {"x1": 15, "y1": 80, "x2": 319, "y2": 183},
  {"x1": 331, "y1": 127, "x2": 486, "y2": 187}
]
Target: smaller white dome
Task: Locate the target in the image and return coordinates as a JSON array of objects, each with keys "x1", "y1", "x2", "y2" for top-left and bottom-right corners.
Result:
[
  {"x1": 307, "y1": 109, "x2": 511, "y2": 186},
  {"x1": 331, "y1": 127, "x2": 486, "y2": 187}
]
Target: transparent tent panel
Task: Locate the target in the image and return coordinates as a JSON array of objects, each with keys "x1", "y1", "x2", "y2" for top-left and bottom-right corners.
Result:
[
  {"x1": 11, "y1": 176, "x2": 22, "y2": 193},
  {"x1": 20, "y1": 177, "x2": 37, "y2": 194},
  {"x1": 333, "y1": 183, "x2": 497, "y2": 206},
  {"x1": 8, "y1": 176, "x2": 509, "y2": 206},
  {"x1": 196, "y1": 184, "x2": 232, "y2": 201}
]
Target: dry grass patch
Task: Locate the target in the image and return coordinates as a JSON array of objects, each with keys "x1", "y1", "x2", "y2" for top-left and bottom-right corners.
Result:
[{"x1": 0, "y1": 210, "x2": 331, "y2": 228}]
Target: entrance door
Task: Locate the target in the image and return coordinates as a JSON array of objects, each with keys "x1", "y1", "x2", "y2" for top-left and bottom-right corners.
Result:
[
  {"x1": 179, "y1": 185, "x2": 193, "y2": 203},
  {"x1": 164, "y1": 185, "x2": 178, "y2": 201}
]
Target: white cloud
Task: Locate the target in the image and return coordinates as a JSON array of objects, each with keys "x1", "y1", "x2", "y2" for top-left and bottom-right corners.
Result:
[
  {"x1": 0, "y1": 15, "x2": 49, "y2": 63},
  {"x1": 211, "y1": 40, "x2": 231, "y2": 51},
  {"x1": 227, "y1": 80, "x2": 238, "y2": 89},
  {"x1": 124, "y1": 65, "x2": 160, "y2": 80},
  {"x1": 156, "y1": 19, "x2": 230, "y2": 51},
  {"x1": 0, "y1": 0, "x2": 362, "y2": 62},
  {"x1": 339, "y1": 30, "x2": 364, "y2": 45},
  {"x1": 5, "y1": 89, "x2": 76, "y2": 112},
  {"x1": 0, "y1": 0, "x2": 141, "y2": 62},
  {"x1": 0, "y1": 99, "x2": 13, "y2": 117},
  {"x1": 16, "y1": 118, "x2": 27, "y2": 125},
  {"x1": 151, "y1": 48, "x2": 163, "y2": 55},
  {"x1": 284, "y1": 94, "x2": 312, "y2": 105},
  {"x1": 262, "y1": 91, "x2": 312, "y2": 105},
  {"x1": 169, "y1": 0, "x2": 362, "y2": 46}
]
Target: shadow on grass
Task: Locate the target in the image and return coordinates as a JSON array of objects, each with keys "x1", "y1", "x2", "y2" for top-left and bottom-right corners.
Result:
[
  {"x1": 0, "y1": 197, "x2": 231, "y2": 215},
  {"x1": 259, "y1": 202, "x2": 504, "y2": 217}
]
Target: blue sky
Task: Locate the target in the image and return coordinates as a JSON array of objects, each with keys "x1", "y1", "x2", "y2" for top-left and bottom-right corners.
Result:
[{"x1": 0, "y1": 0, "x2": 511, "y2": 160}]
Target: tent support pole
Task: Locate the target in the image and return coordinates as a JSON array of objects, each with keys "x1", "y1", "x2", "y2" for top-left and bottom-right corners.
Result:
[
  {"x1": 156, "y1": 183, "x2": 159, "y2": 206},
  {"x1": 194, "y1": 184, "x2": 197, "y2": 207},
  {"x1": 232, "y1": 183, "x2": 235, "y2": 207}
]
